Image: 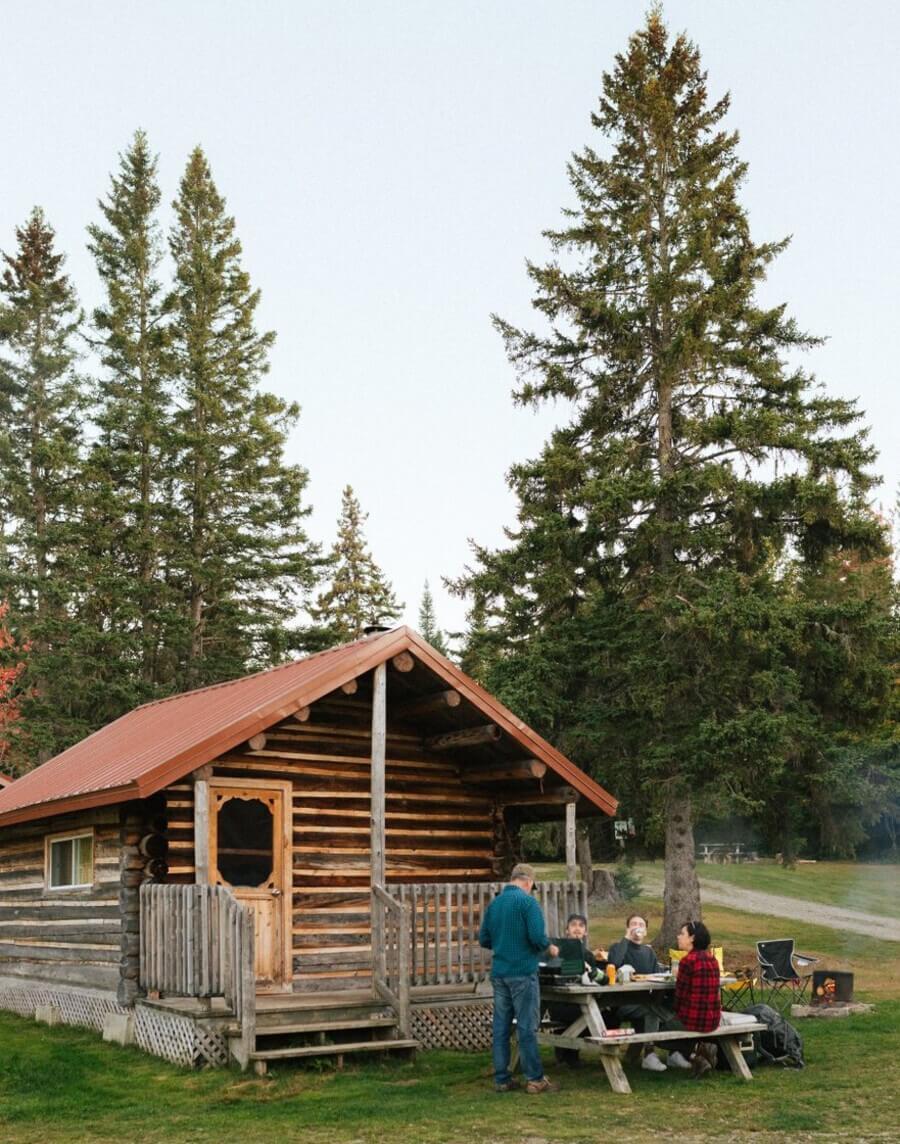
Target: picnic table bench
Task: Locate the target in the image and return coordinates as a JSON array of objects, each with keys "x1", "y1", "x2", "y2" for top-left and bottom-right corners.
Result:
[{"x1": 536, "y1": 979, "x2": 766, "y2": 1095}]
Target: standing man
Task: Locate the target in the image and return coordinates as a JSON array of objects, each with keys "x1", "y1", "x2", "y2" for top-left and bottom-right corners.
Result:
[{"x1": 478, "y1": 863, "x2": 560, "y2": 1094}]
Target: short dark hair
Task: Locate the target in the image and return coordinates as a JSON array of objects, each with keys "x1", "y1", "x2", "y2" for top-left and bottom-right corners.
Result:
[
  {"x1": 626, "y1": 913, "x2": 647, "y2": 928},
  {"x1": 566, "y1": 913, "x2": 588, "y2": 927},
  {"x1": 684, "y1": 920, "x2": 711, "y2": 951}
]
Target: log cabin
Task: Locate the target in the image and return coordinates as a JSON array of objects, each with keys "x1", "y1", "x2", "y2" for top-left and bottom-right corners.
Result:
[{"x1": 0, "y1": 627, "x2": 616, "y2": 1071}]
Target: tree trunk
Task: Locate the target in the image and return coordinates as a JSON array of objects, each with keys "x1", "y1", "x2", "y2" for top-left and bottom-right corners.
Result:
[
  {"x1": 661, "y1": 790, "x2": 701, "y2": 949},
  {"x1": 493, "y1": 808, "x2": 523, "y2": 879},
  {"x1": 577, "y1": 827, "x2": 622, "y2": 907}
]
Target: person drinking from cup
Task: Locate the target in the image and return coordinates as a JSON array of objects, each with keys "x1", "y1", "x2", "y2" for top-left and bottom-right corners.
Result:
[{"x1": 602, "y1": 914, "x2": 671, "y2": 1072}]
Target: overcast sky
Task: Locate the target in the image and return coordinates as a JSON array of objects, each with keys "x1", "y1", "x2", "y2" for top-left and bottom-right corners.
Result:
[{"x1": 2, "y1": 0, "x2": 898, "y2": 637}]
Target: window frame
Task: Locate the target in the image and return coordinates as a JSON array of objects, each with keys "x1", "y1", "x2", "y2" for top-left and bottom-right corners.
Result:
[{"x1": 44, "y1": 829, "x2": 95, "y2": 891}]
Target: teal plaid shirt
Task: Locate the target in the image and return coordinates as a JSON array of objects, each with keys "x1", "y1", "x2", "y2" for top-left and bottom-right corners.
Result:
[{"x1": 478, "y1": 884, "x2": 552, "y2": 977}]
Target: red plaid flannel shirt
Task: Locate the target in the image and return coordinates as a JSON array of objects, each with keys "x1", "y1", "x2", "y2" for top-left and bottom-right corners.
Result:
[{"x1": 674, "y1": 949, "x2": 721, "y2": 1032}]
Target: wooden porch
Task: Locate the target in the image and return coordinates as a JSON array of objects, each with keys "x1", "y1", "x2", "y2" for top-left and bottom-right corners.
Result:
[{"x1": 139, "y1": 877, "x2": 587, "y2": 1070}]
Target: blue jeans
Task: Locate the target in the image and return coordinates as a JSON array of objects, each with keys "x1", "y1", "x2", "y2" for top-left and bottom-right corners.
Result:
[{"x1": 492, "y1": 973, "x2": 543, "y2": 1084}]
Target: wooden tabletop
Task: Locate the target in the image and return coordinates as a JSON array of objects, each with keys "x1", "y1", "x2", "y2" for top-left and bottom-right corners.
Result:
[
  {"x1": 541, "y1": 976, "x2": 737, "y2": 997},
  {"x1": 542, "y1": 979, "x2": 674, "y2": 996}
]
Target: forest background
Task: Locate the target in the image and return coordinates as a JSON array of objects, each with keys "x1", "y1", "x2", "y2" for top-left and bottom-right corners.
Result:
[{"x1": 0, "y1": 4, "x2": 897, "y2": 937}]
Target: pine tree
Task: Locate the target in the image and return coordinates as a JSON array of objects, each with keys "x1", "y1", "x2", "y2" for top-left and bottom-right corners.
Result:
[
  {"x1": 310, "y1": 486, "x2": 402, "y2": 645},
  {"x1": 769, "y1": 545, "x2": 899, "y2": 860},
  {"x1": 454, "y1": 10, "x2": 889, "y2": 944},
  {"x1": 84, "y1": 129, "x2": 173, "y2": 697},
  {"x1": 0, "y1": 208, "x2": 87, "y2": 763},
  {"x1": 168, "y1": 147, "x2": 316, "y2": 686},
  {"x1": 418, "y1": 580, "x2": 449, "y2": 655}
]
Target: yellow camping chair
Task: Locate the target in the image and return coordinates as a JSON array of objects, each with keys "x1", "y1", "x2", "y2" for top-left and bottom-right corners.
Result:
[{"x1": 669, "y1": 946, "x2": 724, "y2": 971}]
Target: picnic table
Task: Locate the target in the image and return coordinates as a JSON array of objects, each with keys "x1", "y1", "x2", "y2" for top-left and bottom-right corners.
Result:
[
  {"x1": 697, "y1": 842, "x2": 758, "y2": 863},
  {"x1": 536, "y1": 978, "x2": 767, "y2": 1095}
]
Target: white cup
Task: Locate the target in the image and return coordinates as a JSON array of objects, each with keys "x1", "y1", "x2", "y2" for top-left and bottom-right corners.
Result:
[{"x1": 619, "y1": 964, "x2": 634, "y2": 983}]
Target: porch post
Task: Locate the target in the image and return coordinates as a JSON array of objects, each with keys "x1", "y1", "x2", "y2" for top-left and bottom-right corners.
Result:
[
  {"x1": 370, "y1": 662, "x2": 387, "y2": 979},
  {"x1": 193, "y1": 765, "x2": 212, "y2": 884},
  {"x1": 565, "y1": 801, "x2": 577, "y2": 883}
]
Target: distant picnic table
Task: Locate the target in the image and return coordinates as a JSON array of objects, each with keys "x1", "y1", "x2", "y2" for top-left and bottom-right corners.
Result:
[{"x1": 697, "y1": 842, "x2": 758, "y2": 864}]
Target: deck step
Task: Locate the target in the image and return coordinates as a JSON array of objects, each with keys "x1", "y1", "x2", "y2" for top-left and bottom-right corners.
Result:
[
  {"x1": 255, "y1": 1003, "x2": 394, "y2": 1029},
  {"x1": 250, "y1": 1038, "x2": 419, "y2": 1062},
  {"x1": 255, "y1": 1017, "x2": 398, "y2": 1037}
]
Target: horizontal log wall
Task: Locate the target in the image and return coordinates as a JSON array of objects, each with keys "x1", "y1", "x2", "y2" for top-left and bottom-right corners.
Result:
[
  {"x1": 0, "y1": 806, "x2": 124, "y2": 992},
  {"x1": 191, "y1": 697, "x2": 497, "y2": 991},
  {"x1": 164, "y1": 784, "x2": 195, "y2": 884}
]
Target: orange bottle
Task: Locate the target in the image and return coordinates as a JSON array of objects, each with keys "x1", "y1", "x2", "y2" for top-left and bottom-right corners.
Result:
[{"x1": 606, "y1": 963, "x2": 616, "y2": 985}]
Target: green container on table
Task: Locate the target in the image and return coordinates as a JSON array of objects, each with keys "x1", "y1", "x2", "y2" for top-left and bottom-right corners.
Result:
[{"x1": 557, "y1": 938, "x2": 588, "y2": 978}]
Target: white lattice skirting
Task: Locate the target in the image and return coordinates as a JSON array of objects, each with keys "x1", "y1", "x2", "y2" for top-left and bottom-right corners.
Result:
[
  {"x1": 0, "y1": 979, "x2": 486, "y2": 1064},
  {"x1": 0, "y1": 981, "x2": 228, "y2": 1069},
  {"x1": 411, "y1": 1001, "x2": 492, "y2": 1051},
  {"x1": 133, "y1": 1005, "x2": 229, "y2": 1068},
  {"x1": 0, "y1": 981, "x2": 127, "y2": 1032}
]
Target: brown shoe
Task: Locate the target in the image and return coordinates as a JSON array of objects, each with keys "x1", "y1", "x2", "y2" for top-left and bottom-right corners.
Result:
[
  {"x1": 494, "y1": 1079, "x2": 521, "y2": 1093},
  {"x1": 525, "y1": 1076, "x2": 561, "y2": 1094}
]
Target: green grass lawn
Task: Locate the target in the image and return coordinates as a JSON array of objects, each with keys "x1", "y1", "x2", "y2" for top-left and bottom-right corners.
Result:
[
  {"x1": 0, "y1": 1002, "x2": 896, "y2": 1143},
  {"x1": 534, "y1": 859, "x2": 900, "y2": 997},
  {"x1": 1, "y1": 863, "x2": 898, "y2": 1143},
  {"x1": 680, "y1": 859, "x2": 900, "y2": 920},
  {"x1": 538, "y1": 857, "x2": 900, "y2": 920}
]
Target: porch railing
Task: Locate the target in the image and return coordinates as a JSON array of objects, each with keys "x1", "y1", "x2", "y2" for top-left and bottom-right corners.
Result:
[
  {"x1": 372, "y1": 885, "x2": 411, "y2": 1036},
  {"x1": 388, "y1": 880, "x2": 588, "y2": 987},
  {"x1": 139, "y1": 883, "x2": 256, "y2": 1068}
]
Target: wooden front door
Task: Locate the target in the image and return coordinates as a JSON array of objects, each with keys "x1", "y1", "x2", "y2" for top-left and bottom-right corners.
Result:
[{"x1": 209, "y1": 779, "x2": 292, "y2": 990}]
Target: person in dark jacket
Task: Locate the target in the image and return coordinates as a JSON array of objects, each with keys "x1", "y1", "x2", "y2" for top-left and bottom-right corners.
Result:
[
  {"x1": 605, "y1": 913, "x2": 666, "y2": 975},
  {"x1": 478, "y1": 863, "x2": 559, "y2": 1094},
  {"x1": 547, "y1": 913, "x2": 606, "y2": 1067},
  {"x1": 602, "y1": 913, "x2": 672, "y2": 1072}
]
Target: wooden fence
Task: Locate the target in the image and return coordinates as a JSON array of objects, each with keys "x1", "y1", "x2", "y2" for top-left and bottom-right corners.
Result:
[
  {"x1": 372, "y1": 885, "x2": 411, "y2": 1036},
  {"x1": 139, "y1": 884, "x2": 256, "y2": 1068},
  {"x1": 388, "y1": 880, "x2": 588, "y2": 987}
]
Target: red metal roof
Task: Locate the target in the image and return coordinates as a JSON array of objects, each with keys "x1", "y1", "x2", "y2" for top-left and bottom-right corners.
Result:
[{"x1": 0, "y1": 627, "x2": 617, "y2": 826}]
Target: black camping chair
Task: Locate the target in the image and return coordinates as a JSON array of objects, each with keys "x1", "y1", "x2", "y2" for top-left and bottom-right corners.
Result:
[{"x1": 752, "y1": 939, "x2": 818, "y2": 1013}]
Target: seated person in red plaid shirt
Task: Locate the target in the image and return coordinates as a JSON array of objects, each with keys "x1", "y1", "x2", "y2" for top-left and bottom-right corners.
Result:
[{"x1": 656, "y1": 919, "x2": 723, "y2": 1078}]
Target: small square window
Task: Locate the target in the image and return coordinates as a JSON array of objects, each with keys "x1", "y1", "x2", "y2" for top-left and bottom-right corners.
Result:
[{"x1": 47, "y1": 833, "x2": 94, "y2": 889}]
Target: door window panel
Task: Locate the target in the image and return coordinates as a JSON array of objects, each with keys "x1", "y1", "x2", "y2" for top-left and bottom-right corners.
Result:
[{"x1": 216, "y1": 797, "x2": 274, "y2": 887}]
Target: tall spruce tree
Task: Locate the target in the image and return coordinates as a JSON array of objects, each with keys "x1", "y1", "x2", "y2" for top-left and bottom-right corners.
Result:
[
  {"x1": 310, "y1": 486, "x2": 402, "y2": 645},
  {"x1": 454, "y1": 10, "x2": 888, "y2": 943},
  {"x1": 765, "y1": 545, "x2": 898, "y2": 860},
  {"x1": 84, "y1": 130, "x2": 173, "y2": 701},
  {"x1": 0, "y1": 208, "x2": 88, "y2": 763},
  {"x1": 418, "y1": 579, "x2": 449, "y2": 655},
  {"x1": 168, "y1": 147, "x2": 316, "y2": 687}
]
